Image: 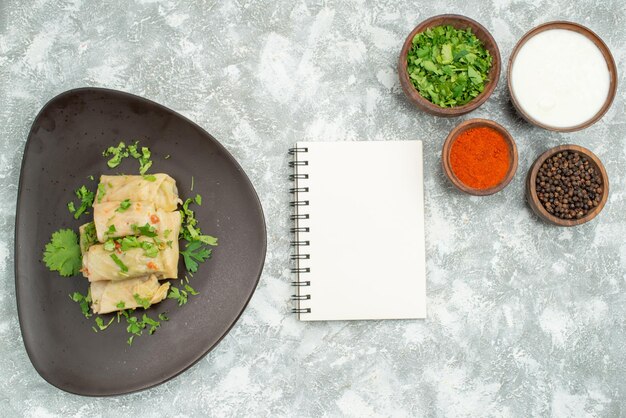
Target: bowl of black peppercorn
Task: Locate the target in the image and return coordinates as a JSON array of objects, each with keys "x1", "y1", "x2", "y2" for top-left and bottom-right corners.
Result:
[{"x1": 527, "y1": 145, "x2": 609, "y2": 226}]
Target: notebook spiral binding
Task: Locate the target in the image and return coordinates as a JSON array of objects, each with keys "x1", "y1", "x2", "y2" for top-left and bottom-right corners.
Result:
[{"x1": 289, "y1": 147, "x2": 311, "y2": 315}]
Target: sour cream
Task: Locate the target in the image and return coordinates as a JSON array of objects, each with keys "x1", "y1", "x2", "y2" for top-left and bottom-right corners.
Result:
[{"x1": 510, "y1": 28, "x2": 611, "y2": 129}]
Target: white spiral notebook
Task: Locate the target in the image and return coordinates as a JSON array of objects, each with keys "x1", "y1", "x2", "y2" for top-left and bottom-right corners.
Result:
[{"x1": 289, "y1": 141, "x2": 426, "y2": 321}]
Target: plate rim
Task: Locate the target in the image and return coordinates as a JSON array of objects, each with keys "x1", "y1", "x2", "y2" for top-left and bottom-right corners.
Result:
[{"x1": 14, "y1": 87, "x2": 267, "y2": 396}]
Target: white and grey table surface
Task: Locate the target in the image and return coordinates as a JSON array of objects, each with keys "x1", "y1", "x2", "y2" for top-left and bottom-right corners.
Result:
[{"x1": 1, "y1": 0, "x2": 625, "y2": 416}]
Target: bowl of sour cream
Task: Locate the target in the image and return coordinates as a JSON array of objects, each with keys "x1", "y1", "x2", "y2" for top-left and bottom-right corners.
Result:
[{"x1": 508, "y1": 21, "x2": 617, "y2": 132}]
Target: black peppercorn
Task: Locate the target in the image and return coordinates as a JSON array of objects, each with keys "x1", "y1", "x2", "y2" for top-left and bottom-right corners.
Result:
[{"x1": 536, "y1": 151, "x2": 603, "y2": 220}]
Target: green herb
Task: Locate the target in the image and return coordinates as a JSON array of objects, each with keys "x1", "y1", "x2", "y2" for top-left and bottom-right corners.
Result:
[
  {"x1": 180, "y1": 197, "x2": 219, "y2": 245},
  {"x1": 79, "y1": 222, "x2": 98, "y2": 254},
  {"x1": 103, "y1": 141, "x2": 153, "y2": 174},
  {"x1": 180, "y1": 241, "x2": 212, "y2": 273},
  {"x1": 116, "y1": 199, "x2": 131, "y2": 212},
  {"x1": 70, "y1": 291, "x2": 92, "y2": 318},
  {"x1": 103, "y1": 142, "x2": 128, "y2": 168},
  {"x1": 95, "y1": 316, "x2": 115, "y2": 331},
  {"x1": 69, "y1": 185, "x2": 95, "y2": 219},
  {"x1": 195, "y1": 194, "x2": 202, "y2": 205},
  {"x1": 167, "y1": 286, "x2": 188, "y2": 306},
  {"x1": 116, "y1": 301, "x2": 126, "y2": 309},
  {"x1": 106, "y1": 224, "x2": 116, "y2": 236},
  {"x1": 127, "y1": 336, "x2": 134, "y2": 346},
  {"x1": 163, "y1": 229, "x2": 171, "y2": 238},
  {"x1": 88, "y1": 175, "x2": 95, "y2": 181},
  {"x1": 166, "y1": 240, "x2": 173, "y2": 248},
  {"x1": 43, "y1": 229, "x2": 82, "y2": 277},
  {"x1": 103, "y1": 239, "x2": 116, "y2": 252},
  {"x1": 143, "y1": 174, "x2": 156, "y2": 182},
  {"x1": 97, "y1": 182, "x2": 107, "y2": 203},
  {"x1": 110, "y1": 253, "x2": 128, "y2": 272},
  {"x1": 133, "y1": 293, "x2": 151, "y2": 309},
  {"x1": 126, "y1": 315, "x2": 145, "y2": 336},
  {"x1": 158, "y1": 312, "x2": 169, "y2": 321},
  {"x1": 406, "y1": 25, "x2": 492, "y2": 107},
  {"x1": 184, "y1": 284, "x2": 199, "y2": 295},
  {"x1": 141, "y1": 241, "x2": 159, "y2": 258},
  {"x1": 142, "y1": 314, "x2": 161, "y2": 334},
  {"x1": 133, "y1": 223, "x2": 157, "y2": 237},
  {"x1": 119, "y1": 236, "x2": 140, "y2": 251}
]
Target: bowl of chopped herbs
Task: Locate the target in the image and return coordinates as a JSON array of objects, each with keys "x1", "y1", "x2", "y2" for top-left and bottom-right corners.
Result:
[{"x1": 399, "y1": 14, "x2": 501, "y2": 116}]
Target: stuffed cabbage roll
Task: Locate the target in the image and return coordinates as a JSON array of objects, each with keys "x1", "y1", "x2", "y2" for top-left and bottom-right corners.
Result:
[
  {"x1": 90, "y1": 275, "x2": 170, "y2": 314},
  {"x1": 95, "y1": 174, "x2": 181, "y2": 211},
  {"x1": 93, "y1": 201, "x2": 174, "y2": 242},
  {"x1": 82, "y1": 212, "x2": 181, "y2": 282}
]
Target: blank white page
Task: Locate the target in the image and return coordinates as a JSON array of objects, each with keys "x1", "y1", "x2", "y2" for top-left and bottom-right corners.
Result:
[{"x1": 292, "y1": 141, "x2": 426, "y2": 321}]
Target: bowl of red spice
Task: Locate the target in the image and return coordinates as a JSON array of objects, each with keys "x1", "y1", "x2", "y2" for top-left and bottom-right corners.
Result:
[
  {"x1": 527, "y1": 145, "x2": 608, "y2": 226},
  {"x1": 442, "y1": 119, "x2": 518, "y2": 195}
]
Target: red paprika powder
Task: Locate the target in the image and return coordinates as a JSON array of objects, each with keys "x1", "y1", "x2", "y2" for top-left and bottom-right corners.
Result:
[{"x1": 449, "y1": 126, "x2": 510, "y2": 190}]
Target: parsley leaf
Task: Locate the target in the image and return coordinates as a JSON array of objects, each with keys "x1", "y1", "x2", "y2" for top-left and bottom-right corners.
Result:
[
  {"x1": 70, "y1": 291, "x2": 92, "y2": 318},
  {"x1": 132, "y1": 223, "x2": 157, "y2": 237},
  {"x1": 103, "y1": 141, "x2": 153, "y2": 174},
  {"x1": 96, "y1": 182, "x2": 107, "y2": 203},
  {"x1": 43, "y1": 229, "x2": 82, "y2": 277},
  {"x1": 116, "y1": 301, "x2": 126, "y2": 309},
  {"x1": 69, "y1": 185, "x2": 95, "y2": 219},
  {"x1": 158, "y1": 312, "x2": 169, "y2": 321},
  {"x1": 133, "y1": 293, "x2": 151, "y2": 309},
  {"x1": 167, "y1": 286, "x2": 188, "y2": 306},
  {"x1": 79, "y1": 222, "x2": 97, "y2": 254},
  {"x1": 110, "y1": 253, "x2": 128, "y2": 272},
  {"x1": 180, "y1": 241, "x2": 212, "y2": 273},
  {"x1": 143, "y1": 174, "x2": 156, "y2": 182},
  {"x1": 116, "y1": 199, "x2": 131, "y2": 212},
  {"x1": 184, "y1": 284, "x2": 199, "y2": 295},
  {"x1": 95, "y1": 316, "x2": 115, "y2": 331}
]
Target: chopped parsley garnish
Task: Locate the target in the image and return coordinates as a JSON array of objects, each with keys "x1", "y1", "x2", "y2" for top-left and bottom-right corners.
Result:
[
  {"x1": 103, "y1": 141, "x2": 153, "y2": 174},
  {"x1": 180, "y1": 196, "x2": 219, "y2": 245},
  {"x1": 88, "y1": 175, "x2": 95, "y2": 181},
  {"x1": 167, "y1": 286, "x2": 188, "y2": 306},
  {"x1": 124, "y1": 312, "x2": 162, "y2": 344},
  {"x1": 69, "y1": 185, "x2": 95, "y2": 219},
  {"x1": 110, "y1": 253, "x2": 128, "y2": 272},
  {"x1": 132, "y1": 223, "x2": 157, "y2": 237},
  {"x1": 79, "y1": 222, "x2": 98, "y2": 254},
  {"x1": 106, "y1": 224, "x2": 116, "y2": 236},
  {"x1": 406, "y1": 25, "x2": 492, "y2": 107},
  {"x1": 163, "y1": 229, "x2": 171, "y2": 238},
  {"x1": 180, "y1": 241, "x2": 212, "y2": 273},
  {"x1": 70, "y1": 291, "x2": 92, "y2": 318},
  {"x1": 116, "y1": 199, "x2": 131, "y2": 212},
  {"x1": 185, "y1": 284, "x2": 199, "y2": 295},
  {"x1": 119, "y1": 236, "x2": 139, "y2": 251},
  {"x1": 116, "y1": 301, "x2": 126, "y2": 309},
  {"x1": 96, "y1": 182, "x2": 107, "y2": 203},
  {"x1": 194, "y1": 194, "x2": 202, "y2": 205},
  {"x1": 103, "y1": 142, "x2": 128, "y2": 168},
  {"x1": 141, "y1": 241, "x2": 159, "y2": 258},
  {"x1": 103, "y1": 239, "x2": 116, "y2": 252},
  {"x1": 133, "y1": 293, "x2": 151, "y2": 309},
  {"x1": 95, "y1": 316, "x2": 115, "y2": 331},
  {"x1": 158, "y1": 312, "x2": 169, "y2": 321},
  {"x1": 143, "y1": 174, "x2": 156, "y2": 182},
  {"x1": 43, "y1": 229, "x2": 82, "y2": 277}
]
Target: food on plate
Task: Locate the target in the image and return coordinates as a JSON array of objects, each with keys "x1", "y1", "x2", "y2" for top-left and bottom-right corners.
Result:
[
  {"x1": 95, "y1": 174, "x2": 181, "y2": 211},
  {"x1": 42, "y1": 142, "x2": 218, "y2": 345},
  {"x1": 90, "y1": 275, "x2": 170, "y2": 314}
]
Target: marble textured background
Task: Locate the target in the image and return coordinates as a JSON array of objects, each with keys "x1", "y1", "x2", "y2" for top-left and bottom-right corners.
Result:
[{"x1": 1, "y1": 0, "x2": 625, "y2": 416}]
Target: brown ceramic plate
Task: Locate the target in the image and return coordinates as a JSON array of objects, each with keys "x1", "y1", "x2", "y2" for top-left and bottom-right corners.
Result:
[{"x1": 15, "y1": 88, "x2": 266, "y2": 396}]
